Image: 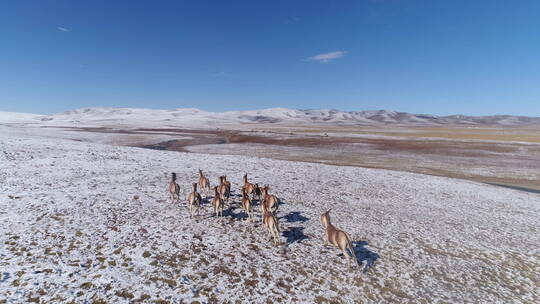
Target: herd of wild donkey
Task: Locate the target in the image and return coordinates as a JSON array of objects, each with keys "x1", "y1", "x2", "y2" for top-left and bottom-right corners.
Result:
[{"x1": 167, "y1": 170, "x2": 360, "y2": 267}]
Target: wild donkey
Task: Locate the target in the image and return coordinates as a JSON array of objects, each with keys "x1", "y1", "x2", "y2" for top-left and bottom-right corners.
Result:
[
  {"x1": 167, "y1": 172, "x2": 180, "y2": 204},
  {"x1": 260, "y1": 185, "x2": 279, "y2": 218},
  {"x1": 241, "y1": 188, "x2": 253, "y2": 222},
  {"x1": 253, "y1": 183, "x2": 262, "y2": 201},
  {"x1": 187, "y1": 183, "x2": 202, "y2": 218},
  {"x1": 211, "y1": 186, "x2": 224, "y2": 218},
  {"x1": 198, "y1": 169, "x2": 211, "y2": 196},
  {"x1": 218, "y1": 176, "x2": 231, "y2": 203},
  {"x1": 223, "y1": 176, "x2": 231, "y2": 192},
  {"x1": 242, "y1": 173, "x2": 256, "y2": 199},
  {"x1": 261, "y1": 201, "x2": 281, "y2": 245},
  {"x1": 321, "y1": 210, "x2": 359, "y2": 267}
]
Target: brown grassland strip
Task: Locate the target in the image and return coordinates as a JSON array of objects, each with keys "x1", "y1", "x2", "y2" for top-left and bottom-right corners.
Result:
[{"x1": 50, "y1": 125, "x2": 540, "y2": 192}]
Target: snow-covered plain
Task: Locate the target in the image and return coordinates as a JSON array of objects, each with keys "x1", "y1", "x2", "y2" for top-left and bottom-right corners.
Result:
[{"x1": 1, "y1": 129, "x2": 539, "y2": 303}]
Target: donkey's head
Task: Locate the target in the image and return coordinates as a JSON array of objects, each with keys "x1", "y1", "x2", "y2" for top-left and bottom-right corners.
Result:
[{"x1": 321, "y1": 209, "x2": 331, "y2": 228}]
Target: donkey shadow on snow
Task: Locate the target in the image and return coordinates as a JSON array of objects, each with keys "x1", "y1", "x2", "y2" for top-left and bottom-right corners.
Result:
[
  {"x1": 338, "y1": 240, "x2": 379, "y2": 273},
  {"x1": 281, "y1": 211, "x2": 308, "y2": 223},
  {"x1": 280, "y1": 210, "x2": 309, "y2": 245}
]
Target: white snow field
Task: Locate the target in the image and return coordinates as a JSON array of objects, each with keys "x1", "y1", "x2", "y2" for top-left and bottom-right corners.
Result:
[{"x1": 1, "y1": 129, "x2": 539, "y2": 303}]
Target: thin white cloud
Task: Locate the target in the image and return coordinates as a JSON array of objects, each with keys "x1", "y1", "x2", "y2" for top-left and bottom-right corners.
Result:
[
  {"x1": 213, "y1": 71, "x2": 231, "y2": 77},
  {"x1": 56, "y1": 26, "x2": 70, "y2": 32},
  {"x1": 283, "y1": 16, "x2": 300, "y2": 25},
  {"x1": 305, "y1": 51, "x2": 347, "y2": 63}
]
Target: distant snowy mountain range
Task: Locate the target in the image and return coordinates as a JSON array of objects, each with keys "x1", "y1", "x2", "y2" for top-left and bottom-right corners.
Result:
[{"x1": 1, "y1": 107, "x2": 539, "y2": 127}]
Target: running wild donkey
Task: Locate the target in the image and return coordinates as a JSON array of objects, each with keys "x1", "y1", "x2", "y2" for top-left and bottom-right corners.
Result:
[
  {"x1": 187, "y1": 183, "x2": 202, "y2": 218},
  {"x1": 321, "y1": 209, "x2": 360, "y2": 267},
  {"x1": 198, "y1": 169, "x2": 211, "y2": 196},
  {"x1": 167, "y1": 173, "x2": 180, "y2": 204},
  {"x1": 211, "y1": 186, "x2": 225, "y2": 218}
]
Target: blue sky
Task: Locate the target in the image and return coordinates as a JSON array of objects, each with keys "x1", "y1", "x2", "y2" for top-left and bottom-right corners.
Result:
[{"x1": 1, "y1": 0, "x2": 539, "y2": 116}]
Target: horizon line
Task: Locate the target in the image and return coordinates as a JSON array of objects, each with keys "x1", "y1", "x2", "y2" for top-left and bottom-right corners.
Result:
[{"x1": 1, "y1": 106, "x2": 539, "y2": 118}]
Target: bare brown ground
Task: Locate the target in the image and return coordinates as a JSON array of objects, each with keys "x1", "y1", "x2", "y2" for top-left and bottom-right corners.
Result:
[{"x1": 62, "y1": 125, "x2": 540, "y2": 193}]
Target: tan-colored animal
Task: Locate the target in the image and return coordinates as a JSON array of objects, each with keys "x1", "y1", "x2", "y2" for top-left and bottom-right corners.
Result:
[
  {"x1": 198, "y1": 169, "x2": 211, "y2": 195},
  {"x1": 241, "y1": 188, "x2": 253, "y2": 221},
  {"x1": 167, "y1": 172, "x2": 180, "y2": 203},
  {"x1": 218, "y1": 176, "x2": 230, "y2": 203},
  {"x1": 320, "y1": 210, "x2": 359, "y2": 267},
  {"x1": 260, "y1": 185, "x2": 279, "y2": 217},
  {"x1": 187, "y1": 183, "x2": 202, "y2": 217},
  {"x1": 223, "y1": 175, "x2": 231, "y2": 191},
  {"x1": 261, "y1": 202, "x2": 280, "y2": 245},
  {"x1": 253, "y1": 183, "x2": 262, "y2": 201},
  {"x1": 211, "y1": 186, "x2": 224, "y2": 218},
  {"x1": 242, "y1": 173, "x2": 256, "y2": 198}
]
